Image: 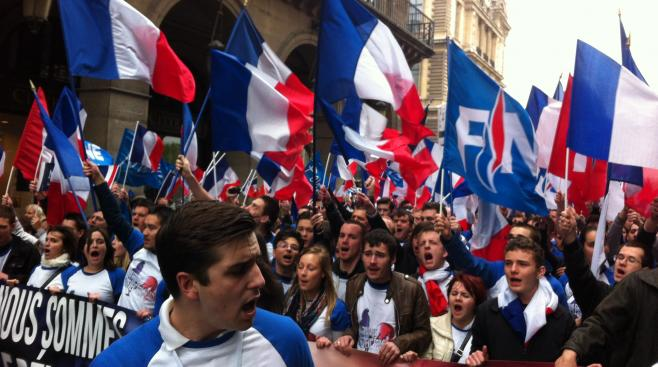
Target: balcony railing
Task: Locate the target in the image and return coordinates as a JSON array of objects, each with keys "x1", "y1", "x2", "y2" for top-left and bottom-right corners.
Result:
[{"x1": 360, "y1": 0, "x2": 434, "y2": 48}]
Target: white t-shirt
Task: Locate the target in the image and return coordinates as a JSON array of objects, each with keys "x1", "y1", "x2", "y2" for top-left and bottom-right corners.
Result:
[
  {"x1": 356, "y1": 281, "x2": 397, "y2": 354},
  {"x1": 307, "y1": 299, "x2": 351, "y2": 341},
  {"x1": 63, "y1": 268, "x2": 124, "y2": 304},
  {"x1": 27, "y1": 265, "x2": 67, "y2": 289},
  {"x1": 451, "y1": 320, "x2": 474, "y2": 364},
  {"x1": 118, "y1": 248, "x2": 161, "y2": 311}
]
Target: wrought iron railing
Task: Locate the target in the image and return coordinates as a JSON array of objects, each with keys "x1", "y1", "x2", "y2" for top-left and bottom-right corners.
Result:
[{"x1": 360, "y1": 0, "x2": 434, "y2": 48}]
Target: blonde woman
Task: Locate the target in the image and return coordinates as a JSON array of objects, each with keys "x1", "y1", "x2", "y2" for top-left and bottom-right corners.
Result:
[
  {"x1": 284, "y1": 245, "x2": 351, "y2": 345},
  {"x1": 25, "y1": 204, "x2": 48, "y2": 243}
]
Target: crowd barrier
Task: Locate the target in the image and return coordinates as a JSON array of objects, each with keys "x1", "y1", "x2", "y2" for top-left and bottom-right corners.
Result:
[{"x1": 0, "y1": 282, "x2": 559, "y2": 366}]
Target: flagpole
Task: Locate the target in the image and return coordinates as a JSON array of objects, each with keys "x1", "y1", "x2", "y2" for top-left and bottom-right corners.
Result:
[
  {"x1": 155, "y1": 169, "x2": 173, "y2": 201},
  {"x1": 122, "y1": 121, "x2": 140, "y2": 189},
  {"x1": 66, "y1": 179, "x2": 88, "y2": 224},
  {"x1": 33, "y1": 148, "x2": 44, "y2": 186},
  {"x1": 323, "y1": 152, "x2": 331, "y2": 187},
  {"x1": 27, "y1": 81, "x2": 88, "y2": 225},
  {"x1": 564, "y1": 148, "x2": 569, "y2": 209},
  {"x1": 182, "y1": 88, "x2": 211, "y2": 157},
  {"x1": 240, "y1": 169, "x2": 256, "y2": 204},
  {"x1": 438, "y1": 168, "x2": 445, "y2": 214},
  {"x1": 242, "y1": 171, "x2": 257, "y2": 207},
  {"x1": 4, "y1": 166, "x2": 15, "y2": 197},
  {"x1": 240, "y1": 169, "x2": 255, "y2": 193}
]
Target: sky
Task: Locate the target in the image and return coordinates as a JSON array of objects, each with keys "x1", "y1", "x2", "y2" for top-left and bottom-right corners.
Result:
[{"x1": 503, "y1": 0, "x2": 658, "y2": 102}]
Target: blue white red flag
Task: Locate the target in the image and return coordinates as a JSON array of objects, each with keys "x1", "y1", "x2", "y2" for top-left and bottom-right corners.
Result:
[
  {"x1": 317, "y1": 0, "x2": 432, "y2": 144},
  {"x1": 36, "y1": 88, "x2": 90, "y2": 224},
  {"x1": 547, "y1": 75, "x2": 607, "y2": 215},
  {"x1": 58, "y1": 0, "x2": 195, "y2": 102},
  {"x1": 253, "y1": 152, "x2": 312, "y2": 208},
  {"x1": 443, "y1": 41, "x2": 547, "y2": 215},
  {"x1": 226, "y1": 10, "x2": 314, "y2": 117},
  {"x1": 606, "y1": 19, "x2": 646, "y2": 186},
  {"x1": 201, "y1": 159, "x2": 241, "y2": 201},
  {"x1": 130, "y1": 125, "x2": 164, "y2": 172},
  {"x1": 210, "y1": 50, "x2": 311, "y2": 155},
  {"x1": 568, "y1": 40, "x2": 658, "y2": 170}
]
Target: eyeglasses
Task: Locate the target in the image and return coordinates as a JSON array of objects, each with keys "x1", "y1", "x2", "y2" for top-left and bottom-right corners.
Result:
[
  {"x1": 614, "y1": 254, "x2": 640, "y2": 265},
  {"x1": 277, "y1": 242, "x2": 300, "y2": 252}
]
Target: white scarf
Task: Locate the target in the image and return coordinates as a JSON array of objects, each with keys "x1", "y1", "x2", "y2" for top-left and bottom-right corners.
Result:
[
  {"x1": 419, "y1": 261, "x2": 453, "y2": 299},
  {"x1": 41, "y1": 253, "x2": 71, "y2": 268},
  {"x1": 497, "y1": 277, "x2": 558, "y2": 343}
]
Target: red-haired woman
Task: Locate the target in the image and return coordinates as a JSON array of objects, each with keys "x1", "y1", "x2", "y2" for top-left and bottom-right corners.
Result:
[{"x1": 402, "y1": 273, "x2": 487, "y2": 363}]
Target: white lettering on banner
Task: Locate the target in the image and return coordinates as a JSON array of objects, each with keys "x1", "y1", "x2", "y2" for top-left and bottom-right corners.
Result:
[
  {"x1": 1, "y1": 351, "x2": 52, "y2": 367},
  {"x1": 0, "y1": 284, "x2": 129, "y2": 360}
]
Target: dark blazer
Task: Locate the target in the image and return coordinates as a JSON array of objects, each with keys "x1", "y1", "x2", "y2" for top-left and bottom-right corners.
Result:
[
  {"x1": 470, "y1": 297, "x2": 574, "y2": 362},
  {"x1": 2, "y1": 235, "x2": 40, "y2": 284}
]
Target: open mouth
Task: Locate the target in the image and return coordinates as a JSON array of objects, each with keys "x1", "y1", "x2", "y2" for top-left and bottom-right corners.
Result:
[
  {"x1": 616, "y1": 268, "x2": 626, "y2": 277},
  {"x1": 90, "y1": 250, "x2": 100, "y2": 259},
  {"x1": 509, "y1": 278, "x2": 522, "y2": 286},
  {"x1": 453, "y1": 304, "x2": 463, "y2": 312},
  {"x1": 367, "y1": 267, "x2": 380, "y2": 273},
  {"x1": 282, "y1": 254, "x2": 293, "y2": 262},
  {"x1": 44, "y1": 248, "x2": 50, "y2": 254},
  {"x1": 424, "y1": 252, "x2": 433, "y2": 261}
]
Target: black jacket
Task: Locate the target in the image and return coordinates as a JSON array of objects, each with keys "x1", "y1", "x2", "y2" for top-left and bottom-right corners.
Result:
[
  {"x1": 1, "y1": 235, "x2": 40, "y2": 284},
  {"x1": 470, "y1": 298, "x2": 574, "y2": 362},
  {"x1": 563, "y1": 239, "x2": 611, "y2": 319},
  {"x1": 564, "y1": 268, "x2": 658, "y2": 367}
]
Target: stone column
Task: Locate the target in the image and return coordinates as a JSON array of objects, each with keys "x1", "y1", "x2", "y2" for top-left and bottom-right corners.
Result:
[{"x1": 77, "y1": 79, "x2": 151, "y2": 157}]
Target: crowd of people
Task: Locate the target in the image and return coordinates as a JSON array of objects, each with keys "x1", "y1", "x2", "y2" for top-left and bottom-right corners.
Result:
[{"x1": 0, "y1": 153, "x2": 656, "y2": 366}]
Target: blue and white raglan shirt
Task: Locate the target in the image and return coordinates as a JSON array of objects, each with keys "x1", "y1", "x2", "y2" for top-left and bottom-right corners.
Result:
[
  {"x1": 308, "y1": 299, "x2": 351, "y2": 341},
  {"x1": 55, "y1": 266, "x2": 125, "y2": 304},
  {"x1": 26, "y1": 263, "x2": 75, "y2": 289},
  {"x1": 91, "y1": 298, "x2": 314, "y2": 367},
  {"x1": 118, "y1": 229, "x2": 162, "y2": 312}
]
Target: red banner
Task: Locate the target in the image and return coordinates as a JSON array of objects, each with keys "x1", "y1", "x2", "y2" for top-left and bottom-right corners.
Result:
[{"x1": 309, "y1": 343, "x2": 557, "y2": 367}]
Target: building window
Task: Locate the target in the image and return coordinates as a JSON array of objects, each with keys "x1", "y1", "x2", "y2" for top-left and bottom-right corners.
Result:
[{"x1": 411, "y1": 63, "x2": 421, "y2": 87}]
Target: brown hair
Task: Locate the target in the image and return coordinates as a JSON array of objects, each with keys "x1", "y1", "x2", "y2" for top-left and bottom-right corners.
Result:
[
  {"x1": 448, "y1": 273, "x2": 487, "y2": 306},
  {"x1": 505, "y1": 236, "x2": 545, "y2": 268},
  {"x1": 156, "y1": 201, "x2": 256, "y2": 298}
]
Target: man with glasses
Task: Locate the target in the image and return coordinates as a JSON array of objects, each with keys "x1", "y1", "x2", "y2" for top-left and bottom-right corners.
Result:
[
  {"x1": 271, "y1": 230, "x2": 303, "y2": 295},
  {"x1": 559, "y1": 207, "x2": 652, "y2": 319}
]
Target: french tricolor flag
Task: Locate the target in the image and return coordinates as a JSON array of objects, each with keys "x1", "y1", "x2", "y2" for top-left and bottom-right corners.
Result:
[
  {"x1": 470, "y1": 199, "x2": 511, "y2": 262},
  {"x1": 210, "y1": 50, "x2": 312, "y2": 155},
  {"x1": 59, "y1": 0, "x2": 196, "y2": 103},
  {"x1": 225, "y1": 10, "x2": 314, "y2": 117},
  {"x1": 253, "y1": 152, "x2": 313, "y2": 208},
  {"x1": 201, "y1": 159, "x2": 241, "y2": 201},
  {"x1": 131, "y1": 125, "x2": 164, "y2": 172},
  {"x1": 568, "y1": 40, "x2": 658, "y2": 170},
  {"x1": 317, "y1": 0, "x2": 432, "y2": 145}
]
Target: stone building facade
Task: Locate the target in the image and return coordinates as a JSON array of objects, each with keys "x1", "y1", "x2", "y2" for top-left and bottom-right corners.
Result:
[{"x1": 415, "y1": 0, "x2": 510, "y2": 141}]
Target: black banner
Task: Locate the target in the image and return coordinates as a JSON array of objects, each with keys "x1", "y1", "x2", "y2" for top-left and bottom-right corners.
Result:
[{"x1": 0, "y1": 283, "x2": 144, "y2": 366}]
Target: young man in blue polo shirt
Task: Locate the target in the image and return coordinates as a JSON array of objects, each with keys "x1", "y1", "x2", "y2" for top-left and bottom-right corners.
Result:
[{"x1": 93, "y1": 201, "x2": 313, "y2": 366}]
